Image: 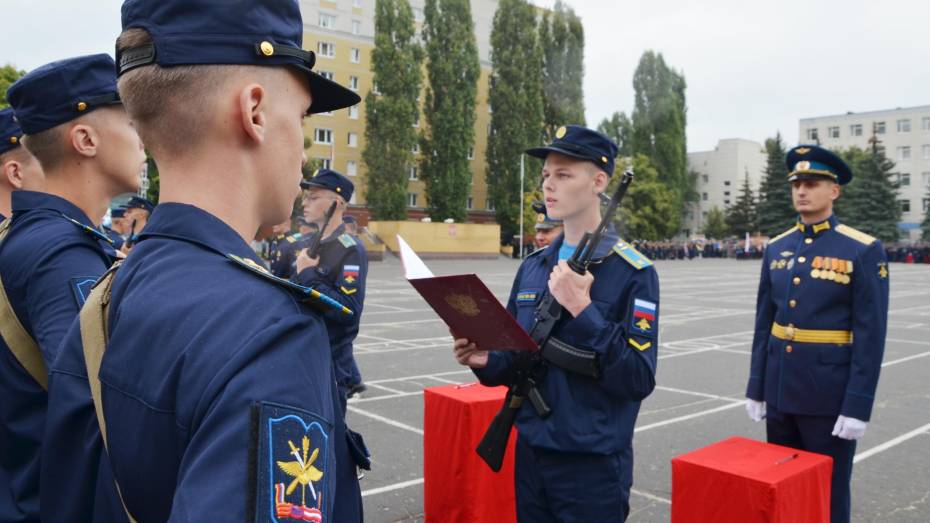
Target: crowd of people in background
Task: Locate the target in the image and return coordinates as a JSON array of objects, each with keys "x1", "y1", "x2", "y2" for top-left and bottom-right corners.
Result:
[{"x1": 885, "y1": 243, "x2": 930, "y2": 264}]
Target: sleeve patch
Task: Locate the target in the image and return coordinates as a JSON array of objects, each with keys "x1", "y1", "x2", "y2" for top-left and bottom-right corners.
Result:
[
  {"x1": 516, "y1": 289, "x2": 540, "y2": 304},
  {"x1": 254, "y1": 402, "x2": 334, "y2": 523},
  {"x1": 631, "y1": 298, "x2": 657, "y2": 336},
  {"x1": 70, "y1": 276, "x2": 99, "y2": 307},
  {"x1": 629, "y1": 338, "x2": 653, "y2": 352}
]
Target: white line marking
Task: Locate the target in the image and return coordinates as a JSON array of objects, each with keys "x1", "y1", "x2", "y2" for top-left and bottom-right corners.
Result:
[
  {"x1": 361, "y1": 478, "x2": 425, "y2": 498},
  {"x1": 635, "y1": 401, "x2": 744, "y2": 432},
  {"x1": 631, "y1": 488, "x2": 671, "y2": 505},
  {"x1": 654, "y1": 386, "x2": 743, "y2": 402},
  {"x1": 854, "y1": 421, "x2": 930, "y2": 463},
  {"x1": 346, "y1": 406, "x2": 424, "y2": 435},
  {"x1": 366, "y1": 383, "x2": 407, "y2": 395},
  {"x1": 882, "y1": 350, "x2": 930, "y2": 367},
  {"x1": 350, "y1": 390, "x2": 424, "y2": 404}
]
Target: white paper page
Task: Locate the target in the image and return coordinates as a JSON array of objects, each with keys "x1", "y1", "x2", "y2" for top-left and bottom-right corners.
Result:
[{"x1": 397, "y1": 234, "x2": 434, "y2": 279}]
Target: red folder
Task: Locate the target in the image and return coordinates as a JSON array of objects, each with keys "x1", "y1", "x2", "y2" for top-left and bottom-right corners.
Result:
[{"x1": 398, "y1": 235, "x2": 537, "y2": 352}]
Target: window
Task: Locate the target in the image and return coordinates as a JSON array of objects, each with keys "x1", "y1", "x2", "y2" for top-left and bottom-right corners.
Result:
[
  {"x1": 314, "y1": 128, "x2": 332, "y2": 144},
  {"x1": 318, "y1": 42, "x2": 335, "y2": 58},
  {"x1": 924, "y1": 172, "x2": 930, "y2": 188},
  {"x1": 923, "y1": 144, "x2": 930, "y2": 160},
  {"x1": 350, "y1": 48, "x2": 361, "y2": 63},
  {"x1": 828, "y1": 126, "x2": 840, "y2": 138},
  {"x1": 353, "y1": 0, "x2": 362, "y2": 7},
  {"x1": 319, "y1": 70, "x2": 334, "y2": 80},
  {"x1": 899, "y1": 199, "x2": 910, "y2": 213},
  {"x1": 724, "y1": 200, "x2": 731, "y2": 205},
  {"x1": 467, "y1": 197, "x2": 473, "y2": 210},
  {"x1": 899, "y1": 173, "x2": 910, "y2": 186},
  {"x1": 924, "y1": 198, "x2": 930, "y2": 212},
  {"x1": 348, "y1": 105, "x2": 359, "y2": 119},
  {"x1": 467, "y1": 147, "x2": 474, "y2": 160},
  {"x1": 724, "y1": 191, "x2": 730, "y2": 196},
  {"x1": 349, "y1": 76, "x2": 359, "y2": 91},
  {"x1": 486, "y1": 200, "x2": 495, "y2": 211},
  {"x1": 897, "y1": 146, "x2": 911, "y2": 161},
  {"x1": 347, "y1": 132, "x2": 358, "y2": 148},
  {"x1": 875, "y1": 121, "x2": 886, "y2": 134},
  {"x1": 351, "y1": 20, "x2": 361, "y2": 35},
  {"x1": 346, "y1": 161, "x2": 357, "y2": 177},
  {"x1": 850, "y1": 124, "x2": 863, "y2": 136},
  {"x1": 897, "y1": 119, "x2": 911, "y2": 133},
  {"x1": 413, "y1": 7, "x2": 424, "y2": 22},
  {"x1": 349, "y1": 191, "x2": 357, "y2": 205},
  {"x1": 319, "y1": 13, "x2": 336, "y2": 28},
  {"x1": 805, "y1": 128, "x2": 819, "y2": 141},
  {"x1": 702, "y1": 192, "x2": 708, "y2": 201},
  {"x1": 923, "y1": 117, "x2": 930, "y2": 131},
  {"x1": 407, "y1": 193, "x2": 418, "y2": 207},
  {"x1": 724, "y1": 180, "x2": 731, "y2": 186},
  {"x1": 408, "y1": 166, "x2": 418, "y2": 180},
  {"x1": 316, "y1": 157, "x2": 332, "y2": 169},
  {"x1": 701, "y1": 174, "x2": 709, "y2": 183}
]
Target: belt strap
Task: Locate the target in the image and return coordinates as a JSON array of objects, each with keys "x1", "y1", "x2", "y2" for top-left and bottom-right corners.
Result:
[
  {"x1": 0, "y1": 218, "x2": 47, "y2": 389},
  {"x1": 78, "y1": 261, "x2": 137, "y2": 523},
  {"x1": 541, "y1": 337, "x2": 600, "y2": 378},
  {"x1": 771, "y1": 322, "x2": 853, "y2": 344}
]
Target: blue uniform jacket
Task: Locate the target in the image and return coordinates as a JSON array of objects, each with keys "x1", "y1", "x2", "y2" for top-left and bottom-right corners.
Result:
[
  {"x1": 296, "y1": 225, "x2": 367, "y2": 387},
  {"x1": 746, "y1": 215, "x2": 889, "y2": 421},
  {"x1": 0, "y1": 191, "x2": 116, "y2": 523},
  {"x1": 41, "y1": 203, "x2": 362, "y2": 522},
  {"x1": 474, "y1": 230, "x2": 659, "y2": 455},
  {"x1": 271, "y1": 232, "x2": 303, "y2": 278}
]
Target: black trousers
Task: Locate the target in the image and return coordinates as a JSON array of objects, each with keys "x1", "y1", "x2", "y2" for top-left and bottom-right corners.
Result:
[{"x1": 766, "y1": 409, "x2": 856, "y2": 523}]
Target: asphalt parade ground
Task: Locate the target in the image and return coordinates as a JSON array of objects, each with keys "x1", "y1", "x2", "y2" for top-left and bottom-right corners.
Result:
[{"x1": 347, "y1": 256, "x2": 930, "y2": 522}]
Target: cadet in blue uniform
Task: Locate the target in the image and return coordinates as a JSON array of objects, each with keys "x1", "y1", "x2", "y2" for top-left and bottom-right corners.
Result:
[
  {"x1": 103, "y1": 207, "x2": 126, "y2": 251},
  {"x1": 271, "y1": 227, "x2": 304, "y2": 278},
  {"x1": 264, "y1": 220, "x2": 292, "y2": 268},
  {"x1": 745, "y1": 145, "x2": 889, "y2": 523},
  {"x1": 1, "y1": 109, "x2": 46, "y2": 221},
  {"x1": 0, "y1": 53, "x2": 144, "y2": 522},
  {"x1": 40, "y1": 1, "x2": 366, "y2": 522},
  {"x1": 120, "y1": 195, "x2": 153, "y2": 251},
  {"x1": 453, "y1": 126, "x2": 659, "y2": 521},
  {"x1": 296, "y1": 169, "x2": 368, "y2": 408}
]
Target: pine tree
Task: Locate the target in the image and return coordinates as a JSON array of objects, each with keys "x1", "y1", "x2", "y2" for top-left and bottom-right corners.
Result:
[
  {"x1": 419, "y1": 0, "x2": 480, "y2": 222},
  {"x1": 702, "y1": 207, "x2": 729, "y2": 239},
  {"x1": 362, "y1": 0, "x2": 423, "y2": 220},
  {"x1": 486, "y1": 0, "x2": 544, "y2": 242},
  {"x1": 630, "y1": 51, "x2": 689, "y2": 228},
  {"x1": 756, "y1": 133, "x2": 795, "y2": 236},
  {"x1": 725, "y1": 174, "x2": 757, "y2": 236},
  {"x1": 596, "y1": 112, "x2": 632, "y2": 157},
  {"x1": 539, "y1": 1, "x2": 585, "y2": 140},
  {"x1": 836, "y1": 144, "x2": 901, "y2": 243}
]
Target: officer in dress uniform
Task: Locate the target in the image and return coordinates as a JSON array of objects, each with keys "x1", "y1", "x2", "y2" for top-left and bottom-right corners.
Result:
[
  {"x1": 121, "y1": 195, "x2": 154, "y2": 250},
  {"x1": 39, "y1": 1, "x2": 367, "y2": 521},
  {"x1": 270, "y1": 225, "x2": 304, "y2": 278},
  {"x1": 264, "y1": 219, "x2": 292, "y2": 267},
  {"x1": 745, "y1": 145, "x2": 889, "y2": 523},
  {"x1": 295, "y1": 169, "x2": 368, "y2": 408},
  {"x1": 0, "y1": 109, "x2": 46, "y2": 221},
  {"x1": 531, "y1": 201, "x2": 563, "y2": 250},
  {"x1": 453, "y1": 125, "x2": 660, "y2": 521},
  {"x1": 0, "y1": 53, "x2": 144, "y2": 522}
]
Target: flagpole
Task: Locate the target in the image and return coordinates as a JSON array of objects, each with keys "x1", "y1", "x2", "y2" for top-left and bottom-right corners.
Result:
[{"x1": 519, "y1": 155, "x2": 525, "y2": 259}]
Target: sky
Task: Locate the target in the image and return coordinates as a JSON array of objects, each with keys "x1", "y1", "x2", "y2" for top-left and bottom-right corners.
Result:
[{"x1": 3, "y1": 0, "x2": 929, "y2": 152}]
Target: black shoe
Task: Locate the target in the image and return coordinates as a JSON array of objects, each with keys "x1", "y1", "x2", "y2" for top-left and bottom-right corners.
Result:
[{"x1": 346, "y1": 383, "x2": 367, "y2": 398}]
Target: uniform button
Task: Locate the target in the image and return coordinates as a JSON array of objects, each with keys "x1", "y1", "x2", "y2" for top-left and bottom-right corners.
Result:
[
  {"x1": 793, "y1": 276, "x2": 801, "y2": 285},
  {"x1": 786, "y1": 345, "x2": 793, "y2": 353},
  {"x1": 789, "y1": 299, "x2": 797, "y2": 308},
  {"x1": 805, "y1": 238, "x2": 813, "y2": 244},
  {"x1": 798, "y1": 256, "x2": 806, "y2": 263}
]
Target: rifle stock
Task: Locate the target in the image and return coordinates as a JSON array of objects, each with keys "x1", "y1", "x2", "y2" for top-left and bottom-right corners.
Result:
[{"x1": 306, "y1": 201, "x2": 338, "y2": 258}]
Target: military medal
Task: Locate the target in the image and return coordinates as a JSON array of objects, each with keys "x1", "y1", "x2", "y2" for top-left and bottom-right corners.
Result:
[{"x1": 811, "y1": 256, "x2": 822, "y2": 279}]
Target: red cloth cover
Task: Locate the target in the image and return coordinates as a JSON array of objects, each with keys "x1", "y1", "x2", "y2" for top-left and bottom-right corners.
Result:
[
  {"x1": 671, "y1": 436, "x2": 832, "y2": 522},
  {"x1": 424, "y1": 383, "x2": 517, "y2": 523}
]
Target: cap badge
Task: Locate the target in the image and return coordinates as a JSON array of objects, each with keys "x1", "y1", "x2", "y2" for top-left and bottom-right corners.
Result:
[
  {"x1": 555, "y1": 126, "x2": 567, "y2": 139},
  {"x1": 795, "y1": 147, "x2": 811, "y2": 155},
  {"x1": 260, "y1": 41, "x2": 275, "y2": 57},
  {"x1": 795, "y1": 161, "x2": 811, "y2": 171}
]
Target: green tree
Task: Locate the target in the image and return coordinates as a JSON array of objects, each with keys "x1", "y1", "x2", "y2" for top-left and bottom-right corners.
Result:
[
  {"x1": 144, "y1": 152, "x2": 160, "y2": 203},
  {"x1": 702, "y1": 206, "x2": 729, "y2": 239},
  {"x1": 725, "y1": 174, "x2": 757, "y2": 236},
  {"x1": 419, "y1": 0, "x2": 480, "y2": 222},
  {"x1": 539, "y1": 1, "x2": 585, "y2": 139},
  {"x1": 596, "y1": 111, "x2": 632, "y2": 157},
  {"x1": 630, "y1": 50, "x2": 690, "y2": 226},
  {"x1": 1, "y1": 65, "x2": 26, "y2": 109},
  {"x1": 835, "y1": 145, "x2": 901, "y2": 243},
  {"x1": 611, "y1": 154, "x2": 679, "y2": 240},
  {"x1": 756, "y1": 133, "x2": 796, "y2": 236},
  {"x1": 486, "y1": 0, "x2": 544, "y2": 242},
  {"x1": 363, "y1": 0, "x2": 423, "y2": 220},
  {"x1": 921, "y1": 188, "x2": 930, "y2": 241}
]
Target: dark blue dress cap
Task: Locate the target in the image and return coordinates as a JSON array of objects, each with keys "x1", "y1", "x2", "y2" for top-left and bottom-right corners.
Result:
[
  {"x1": 7, "y1": 54, "x2": 121, "y2": 136},
  {"x1": 0, "y1": 108, "x2": 24, "y2": 155},
  {"x1": 786, "y1": 144, "x2": 853, "y2": 185},
  {"x1": 118, "y1": 0, "x2": 361, "y2": 114},
  {"x1": 526, "y1": 125, "x2": 619, "y2": 175},
  {"x1": 111, "y1": 206, "x2": 127, "y2": 219},
  {"x1": 300, "y1": 168, "x2": 354, "y2": 202},
  {"x1": 125, "y1": 195, "x2": 155, "y2": 213}
]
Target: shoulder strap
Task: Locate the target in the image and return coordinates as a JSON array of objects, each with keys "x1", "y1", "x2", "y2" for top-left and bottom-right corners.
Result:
[
  {"x1": 0, "y1": 218, "x2": 47, "y2": 389},
  {"x1": 78, "y1": 261, "x2": 138, "y2": 523}
]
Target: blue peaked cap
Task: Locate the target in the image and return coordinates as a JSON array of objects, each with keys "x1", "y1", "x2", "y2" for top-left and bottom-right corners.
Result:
[
  {"x1": 118, "y1": 0, "x2": 360, "y2": 114},
  {"x1": 786, "y1": 145, "x2": 853, "y2": 185},
  {"x1": 7, "y1": 54, "x2": 121, "y2": 135},
  {"x1": 301, "y1": 168, "x2": 354, "y2": 203},
  {"x1": 526, "y1": 125, "x2": 619, "y2": 176},
  {"x1": 0, "y1": 108, "x2": 24, "y2": 155}
]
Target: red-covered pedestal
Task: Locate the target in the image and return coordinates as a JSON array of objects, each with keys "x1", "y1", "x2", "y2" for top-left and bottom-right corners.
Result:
[
  {"x1": 423, "y1": 383, "x2": 517, "y2": 523},
  {"x1": 671, "y1": 436, "x2": 832, "y2": 522}
]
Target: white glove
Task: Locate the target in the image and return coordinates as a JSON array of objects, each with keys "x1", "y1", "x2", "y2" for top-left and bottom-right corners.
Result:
[
  {"x1": 746, "y1": 399, "x2": 766, "y2": 422},
  {"x1": 832, "y1": 415, "x2": 867, "y2": 440}
]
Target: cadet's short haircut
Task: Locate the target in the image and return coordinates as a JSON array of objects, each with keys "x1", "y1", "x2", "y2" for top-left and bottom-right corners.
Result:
[
  {"x1": 116, "y1": 28, "x2": 246, "y2": 155},
  {"x1": 21, "y1": 127, "x2": 66, "y2": 173},
  {"x1": 0, "y1": 144, "x2": 31, "y2": 166}
]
